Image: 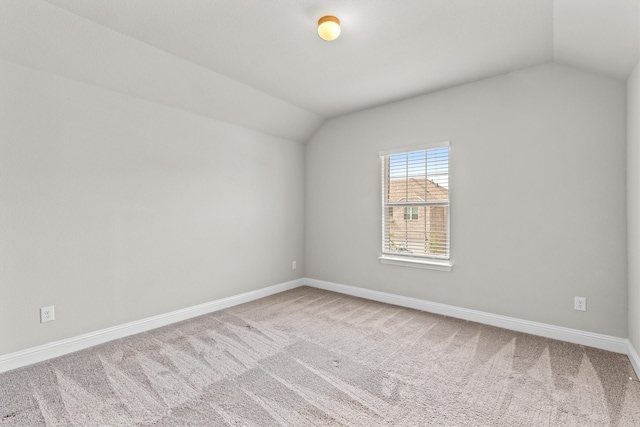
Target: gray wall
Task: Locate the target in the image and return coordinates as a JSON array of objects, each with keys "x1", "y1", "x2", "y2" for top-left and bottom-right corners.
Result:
[
  {"x1": 629, "y1": 60, "x2": 640, "y2": 353},
  {"x1": 0, "y1": 60, "x2": 305, "y2": 355},
  {"x1": 306, "y1": 63, "x2": 628, "y2": 337}
]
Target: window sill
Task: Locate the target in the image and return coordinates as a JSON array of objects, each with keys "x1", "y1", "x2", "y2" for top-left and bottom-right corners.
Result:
[{"x1": 378, "y1": 255, "x2": 452, "y2": 272}]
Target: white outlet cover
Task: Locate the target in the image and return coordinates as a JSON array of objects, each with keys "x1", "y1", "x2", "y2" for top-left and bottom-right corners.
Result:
[
  {"x1": 574, "y1": 297, "x2": 587, "y2": 312},
  {"x1": 40, "y1": 306, "x2": 55, "y2": 323}
]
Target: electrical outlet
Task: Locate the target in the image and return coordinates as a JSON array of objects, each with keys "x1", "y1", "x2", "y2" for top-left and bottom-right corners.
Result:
[
  {"x1": 574, "y1": 297, "x2": 586, "y2": 312},
  {"x1": 40, "y1": 306, "x2": 55, "y2": 323},
  {"x1": 292, "y1": 261, "x2": 297, "y2": 270}
]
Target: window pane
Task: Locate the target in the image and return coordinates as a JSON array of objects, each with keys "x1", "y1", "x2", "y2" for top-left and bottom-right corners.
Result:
[
  {"x1": 387, "y1": 151, "x2": 428, "y2": 202},
  {"x1": 403, "y1": 206, "x2": 418, "y2": 220},
  {"x1": 386, "y1": 205, "x2": 449, "y2": 257},
  {"x1": 427, "y1": 148, "x2": 448, "y2": 201},
  {"x1": 382, "y1": 144, "x2": 449, "y2": 260}
]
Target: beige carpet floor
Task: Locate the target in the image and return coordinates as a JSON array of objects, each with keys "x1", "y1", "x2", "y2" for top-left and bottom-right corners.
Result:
[{"x1": 1, "y1": 286, "x2": 639, "y2": 426}]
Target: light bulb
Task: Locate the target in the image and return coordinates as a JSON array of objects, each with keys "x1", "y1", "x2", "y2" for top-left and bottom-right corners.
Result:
[{"x1": 318, "y1": 16, "x2": 341, "y2": 41}]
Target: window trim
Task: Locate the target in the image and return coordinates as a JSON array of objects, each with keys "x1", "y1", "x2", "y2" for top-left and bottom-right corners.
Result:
[
  {"x1": 378, "y1": 255, "x2": 452, "y2": 271},
  {"x1": 379, "y1": 141, "x2": 452, "y2": 271}
]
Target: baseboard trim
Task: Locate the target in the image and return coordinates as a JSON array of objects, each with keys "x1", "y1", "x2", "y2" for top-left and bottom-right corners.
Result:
[
  {"x1": 629, "y1": 342, "x2": 640, "y2": 379},
  {"x1": 304, "y1": 278, "x2": 629, "y2": 355},
  {"x1": 0, "y1": 279, "x2": 304, "y2": 373},
  {"x1": 2, "y1": 277, "x2": 635, "y2": 375}
]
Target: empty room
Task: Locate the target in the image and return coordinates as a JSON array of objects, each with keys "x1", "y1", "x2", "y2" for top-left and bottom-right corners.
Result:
[{"x1": 1, "y1": 0, "x2": 640, "y2": 425}]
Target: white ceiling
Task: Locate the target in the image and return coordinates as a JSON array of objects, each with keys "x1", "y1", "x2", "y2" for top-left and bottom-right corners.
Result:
[
  {"x1": 2, "y1": 0, "x2": 638, "y2": 141},
  {"x1": 554, "y1": 0, "x2": 639, "y2": 79}
]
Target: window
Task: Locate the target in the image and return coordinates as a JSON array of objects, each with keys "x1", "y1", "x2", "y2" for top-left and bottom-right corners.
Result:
[
  {"x1": 379, "y1": 141, "x2": 451, "y2": 271},
  {"x1": 404, "y1": 206, "x2": 419, "y2": 221}
]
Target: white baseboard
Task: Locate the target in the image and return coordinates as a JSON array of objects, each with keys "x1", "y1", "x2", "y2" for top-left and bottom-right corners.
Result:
[
  {"x1": 629, "y1": 342, "x2": 640, "y2": 379},
  {"x1": 304, "y1": 278, "x2": 629, "y2": 355},
  {"x1": 3, "y1": 276, "x2": 637, "y2": 377},
  {"x1": 0, "y1": 279, "x2": 303, "y2": 373}
]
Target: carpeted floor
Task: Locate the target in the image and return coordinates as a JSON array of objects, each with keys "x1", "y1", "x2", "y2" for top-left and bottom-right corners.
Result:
[{"x1": 1, "y1": 286, "x2": 639, "y2": 426}]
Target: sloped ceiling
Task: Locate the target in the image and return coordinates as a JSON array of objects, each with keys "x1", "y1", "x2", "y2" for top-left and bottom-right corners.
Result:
[
  {"x1": 554, "y1": 0, "x2": 639, "y2": 79},
  {"x1": 1, "y1": 0, "x2": 639, "y2": 142}
]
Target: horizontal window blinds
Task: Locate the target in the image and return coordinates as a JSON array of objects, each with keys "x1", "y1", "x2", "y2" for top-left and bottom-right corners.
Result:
[{"x1": 381, "y1": 142, "x2": 450, "y2": 260}]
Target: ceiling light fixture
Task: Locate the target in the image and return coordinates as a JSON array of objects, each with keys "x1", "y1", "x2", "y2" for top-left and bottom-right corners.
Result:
[{"x1": 317, "y1": 15, "x2": 341, "y2": 41}]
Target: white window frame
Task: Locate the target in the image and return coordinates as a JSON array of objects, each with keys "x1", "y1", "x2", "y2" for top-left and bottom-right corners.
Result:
[{"x1": 379, "y1": 141, "x2": 452, "y2": 271}]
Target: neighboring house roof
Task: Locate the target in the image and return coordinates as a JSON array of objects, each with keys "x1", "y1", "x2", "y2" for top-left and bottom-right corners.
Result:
[{"x1": 388, "y1": 178, "x2": 448, "y2": 203}]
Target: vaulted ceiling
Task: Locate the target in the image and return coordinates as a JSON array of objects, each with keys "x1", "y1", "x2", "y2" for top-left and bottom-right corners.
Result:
[{"x1": 1, "y1": 0, "x2": 638, "y2": 142}]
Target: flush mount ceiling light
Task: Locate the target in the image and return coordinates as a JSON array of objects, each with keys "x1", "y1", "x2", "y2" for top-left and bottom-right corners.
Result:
[{"x1": 317, "y1": 15, "x2": 341, "y2": 41}]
